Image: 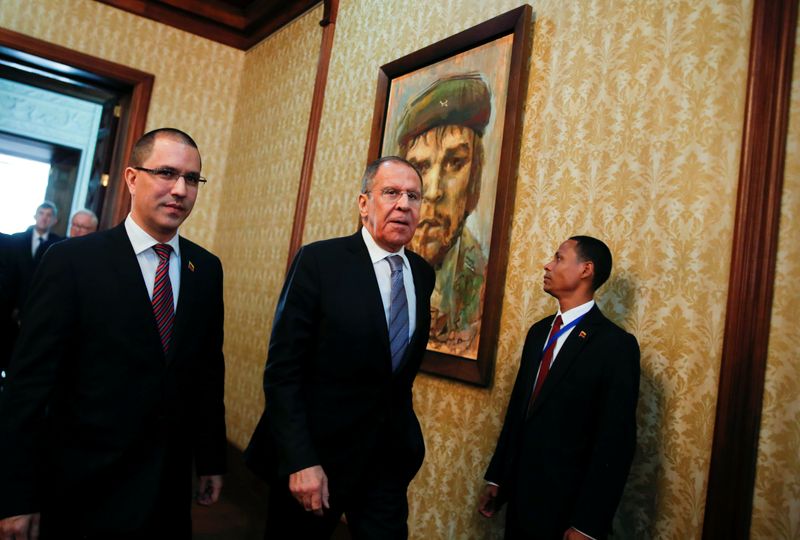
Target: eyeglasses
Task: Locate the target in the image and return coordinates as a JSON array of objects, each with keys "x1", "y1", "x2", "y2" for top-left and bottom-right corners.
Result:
[
  {"x1": 134, "y1": 167, "x2": 206, "y2": 186},
  {"x1": 366, "y1": 188, "x2": 422, "y2": 207}
]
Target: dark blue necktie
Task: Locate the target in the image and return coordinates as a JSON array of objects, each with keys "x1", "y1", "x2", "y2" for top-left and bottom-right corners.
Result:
[{"x1": 387, "y1": 255, "x2": 409, "y2": 371}]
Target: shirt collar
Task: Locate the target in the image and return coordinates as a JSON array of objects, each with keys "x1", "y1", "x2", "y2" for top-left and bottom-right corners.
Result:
[
  {"x1": 557, "y1": 299, "x2": 595, "y2": 325},
  {"x1": 124, "y1": 214, "x2": 181, "y2": 257},
  {"x1": 361, "y1": 227, "x2": 409, "y2": 269}
]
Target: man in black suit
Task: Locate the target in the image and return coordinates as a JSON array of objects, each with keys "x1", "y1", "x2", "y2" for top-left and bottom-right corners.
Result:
[
  {"x1": 246, "y1": 156, "x2": 435, "y2": 539},
  {"x1": 0, "y1": 128, "x2": 226, "y2": 539},
  {"x1": 478, "y1": 236, "x2": 640, "y2": 540},
  {"x1": 6, "y1": 201, "x2": 63, "y2": 322},
  {"x1": 0, "y1": 232, "x2": 15, "y2": 378}
]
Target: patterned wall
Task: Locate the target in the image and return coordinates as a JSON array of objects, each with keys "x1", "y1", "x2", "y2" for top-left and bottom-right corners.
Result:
[
  {"x1": 751, "y1": 14, "x2": 800, "y2": 540},
  {"x1": 7, "y1": 1, "x2": 797, "y2": 539},
  {"x1": 0, "y1": 0, "x2": 244, "y2": 249},
  {"x1": 213, "y1": 4, "x2": 323, "y2": 449},
  {"x1": 304, "y1": 1, "x2": 753, "y2": 538}
]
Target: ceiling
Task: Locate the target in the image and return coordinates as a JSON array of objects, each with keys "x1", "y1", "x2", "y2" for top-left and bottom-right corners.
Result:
[{"x1": 95, "y1": 0, "x2": 322, "y2": 50}]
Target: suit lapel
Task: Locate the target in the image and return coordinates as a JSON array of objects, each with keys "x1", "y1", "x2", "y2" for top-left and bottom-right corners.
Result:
[
  {"x1": 529, "y1": 305, "x2": 604, "y2": 414},
  {"x1": 168, "y1": 237, "x2": 195, "y2": 364},
  {"x1": 521, "y1": 316, "x2": 556, "y2": 409},
  {"x1": 106, "y1": 224, "x2": 166, "y2": 361},
  {"x1": 395, "y1": 253, "x2": 428, "y2": 372},
  {"x1": 346, "y1": 233, "x2": 392, "y2": 360}
]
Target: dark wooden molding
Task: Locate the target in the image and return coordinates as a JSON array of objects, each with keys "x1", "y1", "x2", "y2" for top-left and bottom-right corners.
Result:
[
  {"x1": 285, "y1": 0, "x2": 338, "y2": 272},
  {"x1": 702, "y1": 0, "x2": 798, "y2": 537},
  {"x1": 0, "y1": 27, "x2": 153, "y2": 230},
  {"x1": 95, "y1": 0, "x2": 321, "y2": 50}
]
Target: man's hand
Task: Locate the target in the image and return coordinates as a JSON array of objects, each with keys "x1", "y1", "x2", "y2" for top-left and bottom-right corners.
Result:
[
  {"x1": 289, "y1": 465, "x2": 329, "y2": 516},
  {"x1": 563, "y1": 527, "x2": 593, "y2": 540},
  {"x1": 0, "y1": 513, "x2": 40, "y2": 540},
  {"x1": 196, "y1": 475, "x2": 224, "y2": 506},
  {"x1": 477, "y1": 484, "x2": 499, "y2": 518}
]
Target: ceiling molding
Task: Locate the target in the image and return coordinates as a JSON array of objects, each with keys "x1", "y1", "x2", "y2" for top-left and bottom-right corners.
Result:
[{"x1": 94, "y1": 0, "x2": 321, "y2": 50}]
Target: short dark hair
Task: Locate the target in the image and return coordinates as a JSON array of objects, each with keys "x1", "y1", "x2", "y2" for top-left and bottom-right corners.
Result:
[
  {"x1": 570, "y1": 235, "x2": 612, "y2": 291},
  {"x1": 360, "y1": 156, "x2": 423, "y2": 193},
  {"x1": 37, "y1": 200, "x2": 58, "y2": 218},
  {"x1": 130, "y1": 128, "x2": 199, "y2": 167}
]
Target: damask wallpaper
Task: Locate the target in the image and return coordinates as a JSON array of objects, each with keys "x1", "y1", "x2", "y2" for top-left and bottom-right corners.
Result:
[
  {"x1": 751, "y1": 15, "x2": 800, "y2": 540},
  {"x1": 0, "y1": 0, "x2": 244, "y2": 249},
  {"x1": 213, "y1": 4, "x2": 323, "y2": 449},
  {"x1": 304, "y1": 1, "x2": 752, "y2": 538},
  {"x1": 4, "y1": 1, "x2": 797, "y2": 539}
]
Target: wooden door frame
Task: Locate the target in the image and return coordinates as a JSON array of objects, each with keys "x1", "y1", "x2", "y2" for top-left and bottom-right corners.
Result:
[{"x1": 0, "y1": 28, "x2": 153, "y2": 229}]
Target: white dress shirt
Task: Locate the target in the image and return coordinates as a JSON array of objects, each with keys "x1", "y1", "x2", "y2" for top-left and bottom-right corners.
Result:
[
  {"x1": 360, "y1": 227, "x2": 417, "y2": 339},
  {"x1": 544, "y1": 299, "x2": 595, "y2": 367},
  {"x1": 31, "y1": 231, "x2": 49, "y2": 257},
  {"x1": 124, "y1": 215, "x2": 181, "y2": 309}
]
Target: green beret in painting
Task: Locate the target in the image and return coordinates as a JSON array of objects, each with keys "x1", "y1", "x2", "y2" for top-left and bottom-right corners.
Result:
[{"x1": 396, "y1": 73, "x2": 491, "y2": 148}]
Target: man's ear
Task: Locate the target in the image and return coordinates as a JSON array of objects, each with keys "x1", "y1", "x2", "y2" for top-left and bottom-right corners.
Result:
[
  {"x1": 358, "y1": 193, "x2": 369, "y2": 220},
  {"x1": 124, "y1": 167, "x2": 137, "y2": 195},
  {"x1": 581, "y1": 260, "x2": 595, "y2": 281}
]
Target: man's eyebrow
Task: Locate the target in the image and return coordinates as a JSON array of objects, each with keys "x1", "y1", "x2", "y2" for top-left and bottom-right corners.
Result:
[{"x1": 443, "y1": 142, "x2": 471, "y2": 158}]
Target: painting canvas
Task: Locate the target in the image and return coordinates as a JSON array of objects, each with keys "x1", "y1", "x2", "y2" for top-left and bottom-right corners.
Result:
[
  {"x1": 368, "y1": 6, "x2": 531, "y2": 385},
  {"x1": 381, "y1": 36, "x2": 512, "y2": 360}
]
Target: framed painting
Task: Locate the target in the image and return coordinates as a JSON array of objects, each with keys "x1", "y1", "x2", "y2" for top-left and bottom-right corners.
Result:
[{"x1": 367, "y1": 6, "x2": 532, "y2": 386}]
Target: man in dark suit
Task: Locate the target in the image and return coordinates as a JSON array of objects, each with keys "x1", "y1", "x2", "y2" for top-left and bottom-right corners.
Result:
[
  {"x1": 478, "y1": 236, "x2": 640, "y2": 540},
  {"x1": 0, "y1": 128, "x2": 226, "y2": 539},
  {"x1": 246, "y1": 156, "x2": 435, "y2": 539},
  {"x1": 6, "y1": 201, "x2": 63, "y2": 322},
  {"x1": 0, "y1": 232, "x2": 15, "y2": 378}
]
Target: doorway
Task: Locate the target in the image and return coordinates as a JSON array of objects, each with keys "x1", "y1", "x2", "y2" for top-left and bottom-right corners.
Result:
[{"x1": 0, "y1": 28, "x2": 154, "y2": 231}]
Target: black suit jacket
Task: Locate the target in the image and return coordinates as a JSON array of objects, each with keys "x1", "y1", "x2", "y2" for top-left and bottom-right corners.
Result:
[
  {"x1": 246, "y1": 232, "x2": 435, "y2": 497},
  {"x1": 6, "y1": 228, "x2": 63, "y2": 319},
  {"x1": 0, "y1": 224, "x2": 226, "y2": 534},
  {"x1": 485, "y1": 305, "x2": 640, "y2": 540},
  {"x1": 0, "y1": 233, "x2": 17, "y2": 371}
]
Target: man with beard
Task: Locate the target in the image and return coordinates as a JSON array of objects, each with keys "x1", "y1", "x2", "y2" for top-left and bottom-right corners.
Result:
[{"x1": 396, "y1": 73, "x2": 490, "y2": 358}]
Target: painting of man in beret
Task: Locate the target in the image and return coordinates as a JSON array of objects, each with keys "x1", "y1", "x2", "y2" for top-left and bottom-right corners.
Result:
[{"x1": 382, "y1": 35, "x2": 514, "y2": 361}]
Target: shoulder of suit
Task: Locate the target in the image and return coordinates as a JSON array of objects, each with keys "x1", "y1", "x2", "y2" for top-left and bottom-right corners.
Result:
[
  {"x1": 405, "y1": 248, "x2": 435, "y2": 279},
  {"x1": 587, "y1": 305, "x2": 639, "y2": 344},
  {"x1": 298, "y1": 233, "x2": 359, "y2": 257}
]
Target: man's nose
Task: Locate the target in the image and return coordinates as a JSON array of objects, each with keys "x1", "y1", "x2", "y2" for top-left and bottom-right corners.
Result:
[
  {"x1": 171, "y1": 176, "x2": 188, "y2": 196},
  {"x1": 394, "y1": 192, "x2": 413, "y2": 210},
  {"x1": 422, "y1": 167, "x2": 442, "y2": 201}
]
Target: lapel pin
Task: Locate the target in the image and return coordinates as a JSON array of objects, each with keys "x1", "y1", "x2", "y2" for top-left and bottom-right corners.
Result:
[
  {"x1": 188, "y1": 261, "x2": 195, "y2": 272},
  {"x1": 578, "y1": 330, "x2": 587, "y2": 339}
]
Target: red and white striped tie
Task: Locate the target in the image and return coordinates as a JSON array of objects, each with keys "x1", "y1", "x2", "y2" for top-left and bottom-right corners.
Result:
[{"x1": 151, "y1": 244, "x2": 174, "y2": 354}]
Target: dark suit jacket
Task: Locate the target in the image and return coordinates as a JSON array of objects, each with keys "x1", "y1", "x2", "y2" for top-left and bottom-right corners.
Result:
[
  {"x1": 0, "y1": 232, "x2": 17, "y2": 371},
  {"x1": 485, "y1": 305, "x2": 640, "y2": 540},
  {"x1": 0, "y1": 224, "x2": 226, "y2": 534},
  {"x1": 6, "y1": 228, "x2": 63, "y2": 319},
  {"x1": 246, "y1": 232, "x2": 435, "y2": 498}
]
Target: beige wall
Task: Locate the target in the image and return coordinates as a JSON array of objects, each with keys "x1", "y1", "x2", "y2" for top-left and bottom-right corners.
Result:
[
  {"x1": 5, "y1": 0, "x2": 799, "y2": 539},
  {"x1": 215, "y1": 4, "x2": 323, "y2": 449},
  {"x1": 751, "y1": 13, "x2": 800, "y2": 540}
]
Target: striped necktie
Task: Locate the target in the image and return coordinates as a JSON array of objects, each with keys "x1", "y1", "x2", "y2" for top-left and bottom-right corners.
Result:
[
  {"x1": 528, "y1": 315, "x2": 563, "y2": 414},
  {"x1": 387, "y1": 255, "x2": 409, "y2": 371},
  {"x1": 152, "y1": 244, "x2": 175, "y2": 354}
]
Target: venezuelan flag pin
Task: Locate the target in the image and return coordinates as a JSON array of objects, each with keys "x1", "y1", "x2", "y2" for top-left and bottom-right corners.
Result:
[
  {"x1": 188, "y1": 261, "x2": 195, "y2": 272},
  {"x1": 578, "y1": 330, "x2": 587, "y2": 339}
]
